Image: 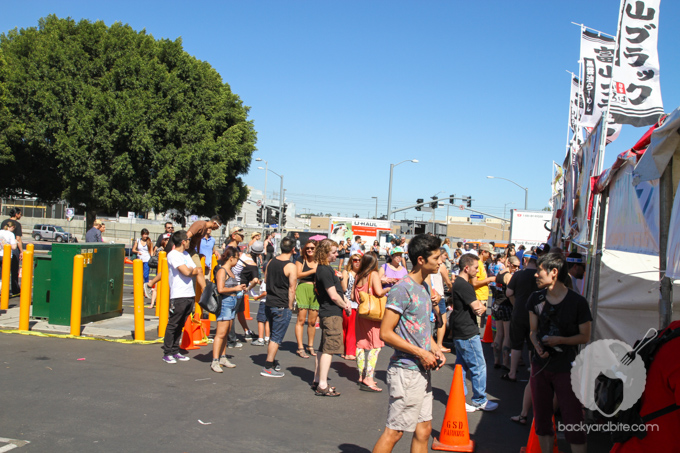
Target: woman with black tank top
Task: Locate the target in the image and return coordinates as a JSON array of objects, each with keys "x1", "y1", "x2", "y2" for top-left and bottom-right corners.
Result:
[
  {"x1": 492, "y1": 255, "x2": 520, "y2": 370},
  {"x1": 295, "y1": 240, "x2": 319, "y2": 358},
  {"x1": 337, "y1": 240, "x2": 346, "y2": 270},
  {"x1": 263, "y1": 232, "x2": 275, "y2": 270},
  {"x1": 211, "y1": 247, "x2": 247, "y2": 373}
]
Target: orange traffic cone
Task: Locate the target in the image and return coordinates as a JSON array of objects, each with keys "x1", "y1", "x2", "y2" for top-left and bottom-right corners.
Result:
[
  {"x1": 519, "y1": 417, "x2": 562, "y2": 453},
  {"x1": 124, "y1": 257, "x2": 134, "y2": 265},
  {"x1": 192, "y1": 318, "x2": 209, "y2": 346},
  {"x1": 432, "y1": 364, "x2": 475, "y2": 452},
  {"x1": 179, "y1": 316, "x2": 200, "y2": 350},
  {"x1": 243, "y1": 294, "x2": 253, "y2": 320},
  {"x1": 481, "y1": 315, "x2": 494, "y2": 343}
]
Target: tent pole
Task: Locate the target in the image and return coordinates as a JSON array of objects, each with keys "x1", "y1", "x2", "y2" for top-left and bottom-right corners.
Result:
[
  {"x1": 587, "y1": 188, "x2": 608, "y2": 341},
  {"x1": 659, "y1": 159, "x2": 673, "y2": 330}
]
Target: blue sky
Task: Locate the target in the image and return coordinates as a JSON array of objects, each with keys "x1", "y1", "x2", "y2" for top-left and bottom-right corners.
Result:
[{"x1": 3, "y1": 1, "x2": 679, "y2": 221}]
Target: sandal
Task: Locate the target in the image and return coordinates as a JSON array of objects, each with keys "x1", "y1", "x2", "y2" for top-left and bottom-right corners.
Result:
[
  {"x1": 511, "y1": 415, "x2": 528, "y2": 425},
  {"x1": 315, "y1": 385, "x2": 341, "y2": 397},
  {"x1": 311, "y1": 382, "x2": 319, "y2": 391},
  {"x1": 296, "y1": 348, "x2": 310, "y2": 359},
  {"x1": 306, "y1": 345, "x2": 317, "y2": 356},
  {"x1": 501, "y1": 373, "x2": 517, "y2": 383},
  {"x1": 359, "y1": 383, "x2": 382, "y2": 392}
]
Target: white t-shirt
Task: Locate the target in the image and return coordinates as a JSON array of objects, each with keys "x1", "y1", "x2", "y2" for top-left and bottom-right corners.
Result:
[
  {"x1": 167, "y1": 249, "x2": 196, "y2": 299},
  {"x1": 0, "y1": 230, "x2": 17, "y2": 257}
]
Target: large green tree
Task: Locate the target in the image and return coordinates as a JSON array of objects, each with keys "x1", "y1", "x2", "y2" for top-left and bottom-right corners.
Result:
[{"x1": 0, "y1": 15, "x2": 256, "y2": 225}]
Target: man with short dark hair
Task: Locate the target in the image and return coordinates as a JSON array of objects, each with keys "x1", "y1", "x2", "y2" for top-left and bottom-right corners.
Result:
[
  {"x1": 349, "y1": 235, "x2": 362, "y2": 255},
  {"x1": 373, "y1": 234, "x2": 446, "y2": 452},
  {"x1": 451, "y1": 253, "x2": 499, "y2": 412},
  {"x1": 567, "y1": 252, "x2": 585, "y2": 294},
  {"x1": 200, "y1": 228, "x2": 215, "y2": 276},
  {"x1": 156, "y1": 222, "x2": 174, "y2": 251},
  {"x1": 291, "y1": 232, "x2": 301, "y2": 262},
  {"x1": 260, "y1": 237, "x2": 297, "y2": 378},
  {"x1": 162, "y1": 230, "x2": 202, "y2": 364},
  {"x1": 0, "y1": 208, "x2": 22, "y2": 295}
]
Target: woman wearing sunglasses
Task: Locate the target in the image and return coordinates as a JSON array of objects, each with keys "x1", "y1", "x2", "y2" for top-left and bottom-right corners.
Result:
[
  {"x1": 295, "y1": 240, "x2": 319, "y2": 358},
  {"x1": 340, "y1": 252, "x2": 362, "y2": 360}
]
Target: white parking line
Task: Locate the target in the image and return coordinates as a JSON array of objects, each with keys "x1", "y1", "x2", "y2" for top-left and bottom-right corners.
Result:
[{"x1": 0, "y1": 438, "x2": 30, "y2": 452}]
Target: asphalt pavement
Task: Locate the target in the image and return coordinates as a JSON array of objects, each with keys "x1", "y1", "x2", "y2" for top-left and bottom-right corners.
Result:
[{"x1": 0, "y1": 255, "x2": 615, "y2": 452}]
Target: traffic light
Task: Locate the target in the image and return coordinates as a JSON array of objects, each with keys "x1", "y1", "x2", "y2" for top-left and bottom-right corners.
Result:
[
  {"x1": 415, "y1": 198, "x2": 423, "y2": 211},
  {"x1": 430, "y1": 197, "x2": 438, "y2": 209},
  {"x1": 467, "y1": 196, "x2": 472, "y2": 208},
  {"x1": 450, "y1": 194, "x2": 455, "y2": 204},
  {"x1": 281, "y1": 204, "x2": 288, "y2": 226},
  {"x1": 257, "y1": 206, "x2": 264, "y2": 223}
]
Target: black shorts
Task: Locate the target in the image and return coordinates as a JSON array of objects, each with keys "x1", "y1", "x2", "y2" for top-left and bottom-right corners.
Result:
[{"x1": 510, "y1": 316, "x2": 531, "y2": 351}]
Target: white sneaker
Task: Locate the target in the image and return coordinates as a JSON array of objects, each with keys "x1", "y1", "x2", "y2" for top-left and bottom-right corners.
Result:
[
  {"x1": 210, "y1": 360, "x2": 223, "y2": 373},
  {"x1": 465, "y1": 403, "x2": 479, "y2": 413},
  {"x1": 474, "y1": 400, "x2": 499, "y2": 411},
  {"x1": 143, "y1": 283, "x2": 152, "y2": 299},
  {"x1": 219, "y1": 355, "x2": 236, "y2": 368}
]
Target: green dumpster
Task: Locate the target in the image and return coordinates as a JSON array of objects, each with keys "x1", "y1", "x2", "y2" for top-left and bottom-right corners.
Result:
[
  {"x1": 32, "y1": 255, "x2": 52, "y2": 319},
  {"x1": 31, "y1": 243, "x2": 125, "y2": 326}
]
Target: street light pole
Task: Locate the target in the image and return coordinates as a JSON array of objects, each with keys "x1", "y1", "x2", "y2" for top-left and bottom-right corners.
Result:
[
  {"x1": 258, "y1": 166, "x2": 284, "y2": 237},
  {"x1": 487, "y1": 176, "x2": 529, "y2": 210},
  {"x1": 503, "y1": 202, "x2": 514, "y2": 241},
  {"x1": 387, "y1": 159, "x2": 418, "y2": 220},
  {"x1": 255, "y1": 158, "x2": 268, "y2": 234},
  {"x1": 371, "y1": 196, "x2": 378, "y2": 219}
]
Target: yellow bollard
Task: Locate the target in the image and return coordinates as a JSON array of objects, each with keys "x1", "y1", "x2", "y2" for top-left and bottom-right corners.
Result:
[
  {"x1": 133, "y1": 259, "x2": 145, "y2": 341},
  {"x1": 18, "y1": 250, "x2": 34, "y2": 331},
  {"x1": 155, "y1": 251, "x2": 166, "y2": 317},
  {"x1": 26, "y1": 243, "x2": 34, "y2": 253},
  {"x1": 1, "y1": 244, "x2": 10, "y2": 310},
  {"x1": 70, "y1": 254, "x2": 84, "y2": 336},
  {"x1": 158, "y1": 256, "x2": 169, "y2": 338}
]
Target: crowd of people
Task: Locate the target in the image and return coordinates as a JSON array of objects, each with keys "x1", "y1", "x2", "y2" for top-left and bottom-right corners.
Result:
[{"x1": 5, "y1": 210, "x2": 662, "y2": 453}]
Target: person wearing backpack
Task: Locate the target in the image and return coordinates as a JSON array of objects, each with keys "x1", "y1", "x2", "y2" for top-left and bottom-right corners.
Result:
[{"x1": 610, "y1": 320, "x2": 680, "y2": 452}]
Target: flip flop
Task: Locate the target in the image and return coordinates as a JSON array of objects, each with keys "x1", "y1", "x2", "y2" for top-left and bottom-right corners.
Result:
[
  {"x1": 511, "y1": 415, "x2": 528, "y2": 425},
  {"x1": 360, "y1": 383, "x2": 382, "y2": 392},
  {"x1": 501, "y1": 373, "x2": 517, "y2": 383}
]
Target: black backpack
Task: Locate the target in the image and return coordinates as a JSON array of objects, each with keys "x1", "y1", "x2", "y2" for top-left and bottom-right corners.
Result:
[{"x1": 601, "y1": 326, "x2": 680, "y2": 444}]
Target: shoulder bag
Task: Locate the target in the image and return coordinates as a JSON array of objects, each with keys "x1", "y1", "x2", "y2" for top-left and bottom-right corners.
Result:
[
  {"x1": 358, "y1": 276, "x2": 386, "y2": 322},
  {"x1": 198, "y1": 264, "x2": 222, "y2": 316}
]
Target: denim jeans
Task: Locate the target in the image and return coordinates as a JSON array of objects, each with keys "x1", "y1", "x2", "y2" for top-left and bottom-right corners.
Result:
[
  {"x1": 143, "y1": 262, "x2": 150, "y2": 283},
  {"x1": 265, "y1": 306, "x2": 292, "y2": 344},
  {"x1": 454, "y1": 335, "x2": 488, "y2": 406}
]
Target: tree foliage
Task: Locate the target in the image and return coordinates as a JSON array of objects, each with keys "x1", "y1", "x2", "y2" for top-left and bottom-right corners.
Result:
[{"x1": 0, "y1": 15, "x2": 257, "y2": 222}]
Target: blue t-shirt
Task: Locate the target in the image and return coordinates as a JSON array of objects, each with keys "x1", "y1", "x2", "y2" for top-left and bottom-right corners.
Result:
[
  {"x1": 385, "y1": 274, "x2": 432, "y2": 370},
  {"x1": 199, "y1": 236, "x2": 215, "y2": 258}
]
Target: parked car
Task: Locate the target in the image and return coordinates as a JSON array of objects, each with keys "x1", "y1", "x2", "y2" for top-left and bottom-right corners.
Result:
[{"x1": 32, "y1": 224, "x2": 77, "y2": 243}]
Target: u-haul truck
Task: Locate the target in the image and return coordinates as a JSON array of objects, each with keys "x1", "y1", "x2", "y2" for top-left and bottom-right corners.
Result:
[{"x1": 328, "y1": 217, "x2": 392, "y2": 249}]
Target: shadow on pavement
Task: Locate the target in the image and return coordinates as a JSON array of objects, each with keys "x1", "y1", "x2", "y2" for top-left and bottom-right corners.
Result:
[
  {"x1": 337, "y1": 443, "x2": 371, "y2": 452},
  {"x1": 287, "y1": 365, "x2": 315, "y2": 386}
]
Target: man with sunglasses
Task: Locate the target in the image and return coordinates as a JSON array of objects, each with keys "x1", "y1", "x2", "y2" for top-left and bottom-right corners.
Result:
[{"x1": 156, "y1": 222, "x2": 174, "y2": 251}]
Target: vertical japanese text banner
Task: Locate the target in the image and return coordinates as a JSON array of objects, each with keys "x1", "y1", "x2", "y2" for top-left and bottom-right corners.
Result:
[
  {"x1": 609, "y1": 0, "x2": 664, "y2": 127},
  {"x1": 579, "y1": 29, "x2": 622, "y2": 143}
]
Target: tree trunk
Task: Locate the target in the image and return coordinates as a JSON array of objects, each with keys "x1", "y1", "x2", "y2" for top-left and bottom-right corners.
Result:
[{"x1": 86, "y1": 209, "x2": 97, "y2": 231}]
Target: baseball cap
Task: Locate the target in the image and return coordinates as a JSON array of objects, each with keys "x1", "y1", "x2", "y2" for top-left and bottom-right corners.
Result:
[
  {"x1": 536, "y1": 243, "x2": 551, "y2": 255},
  {"x1": 249, "y1": 241, "x2": 264, "y2": 255},
  {"x1": 230, "y1": 227, "x2": 244, "y2": 236},
  {"x1": 479, "y1": 243, "x2": 493, "y2": 253},
  {"x1": 390, "y1": 246, "x2": 404, "y2": 255}
]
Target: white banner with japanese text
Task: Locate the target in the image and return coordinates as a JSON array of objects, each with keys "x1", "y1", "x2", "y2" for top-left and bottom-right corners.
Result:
[
  {"x1": 579, "y1": 30, "x2": 622, "y2": 143},
  {"x1": 610, "y1": 0, "x2": 664, "y2": 127}
]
